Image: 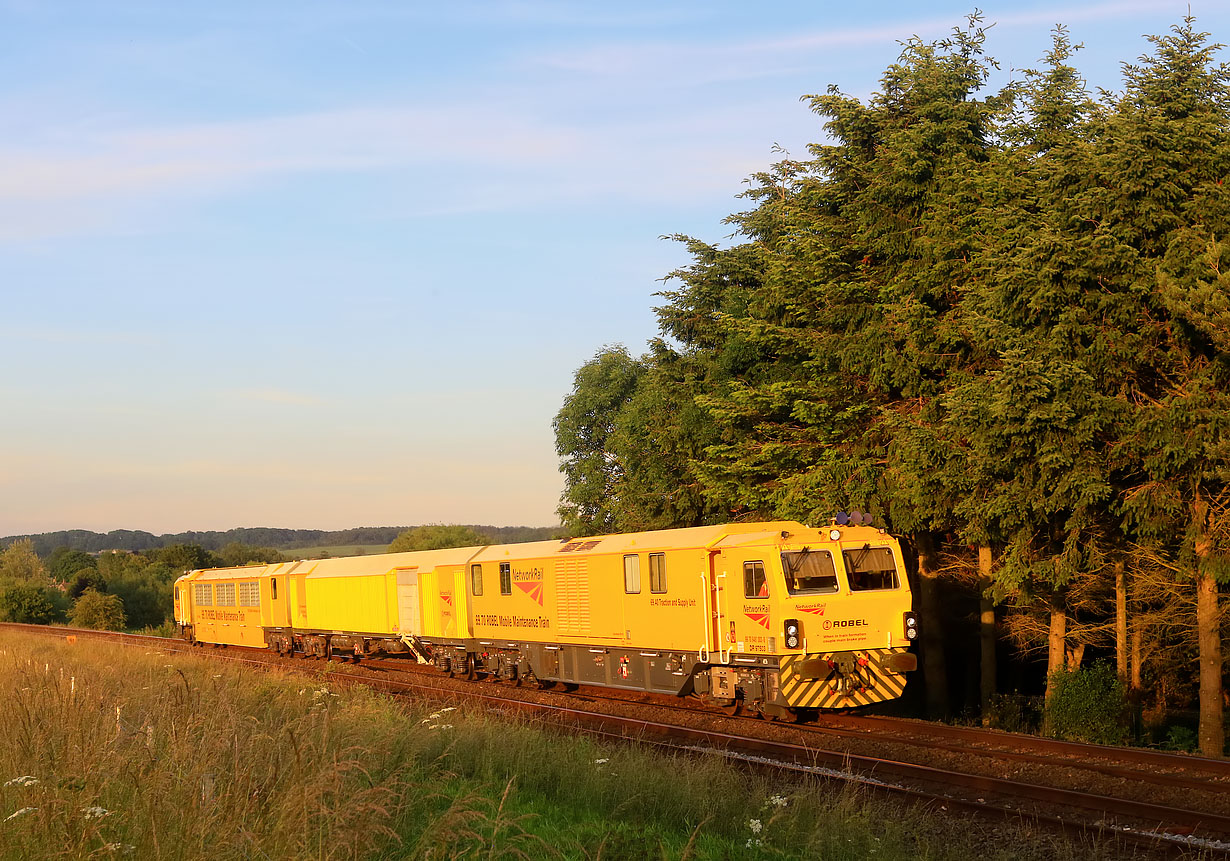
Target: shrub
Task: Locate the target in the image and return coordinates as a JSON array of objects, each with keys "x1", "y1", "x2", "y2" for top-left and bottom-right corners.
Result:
[
  {"x1": 1162, "y1": 725, "x2": 1198, "y2": 752},
  {"x1": 0, "y1": 584, "x2": 57, "y2": 624},
  {"x1": 69, "y1": 589, "x2": 126, "y2": 630},
  {"x1": 1043, "y1": 662, "x2": 1129, "y2": 745}
]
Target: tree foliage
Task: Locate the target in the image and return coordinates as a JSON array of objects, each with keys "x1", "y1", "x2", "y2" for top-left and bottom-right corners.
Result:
[
  {"x1": 388, "y1": 525, "x2": 490, "y2": 553},
  {"x1": 553, "y1": 14, "x2": 1230, "y2": 754},
  {"x1": 70, "y1": 589, "x2": 127, "y2": 631},
  {"x1": 0, "y1": 539, "x2": 49, "y2": 585},
  {"x1": 0, "y1": 584, "x2": 57, "y2": 625}
]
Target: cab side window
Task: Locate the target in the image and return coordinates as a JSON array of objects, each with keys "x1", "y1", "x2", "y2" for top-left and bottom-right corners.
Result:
[
  {"x1": 471, "y1": 564, "x2": 483, "y2": 596},
  {"x1": 624, "y1": 555, "x2": 641, "y2": 593},
  {"x1": 649, "y1": 553, "x2": 666, "y2": 593},
  {"x1": 499, "y1": 562, "x2": 511, "y2": 595},
  {"x1": 744, "y1": 561, "x2": 767, "y2": 598}
]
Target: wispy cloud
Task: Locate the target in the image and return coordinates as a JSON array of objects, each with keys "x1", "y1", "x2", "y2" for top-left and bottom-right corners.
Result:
[{"x1": 0, "y1": 93, "x2": 785, "y2": 240}]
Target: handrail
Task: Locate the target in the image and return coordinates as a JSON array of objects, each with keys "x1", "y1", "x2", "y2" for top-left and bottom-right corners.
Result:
[
  {"x1": 698, "y1": 570, "x2": 709, "y2": 663},
  {"x1": 716, "y1": 572, "x2": 729, "y2": 664}
]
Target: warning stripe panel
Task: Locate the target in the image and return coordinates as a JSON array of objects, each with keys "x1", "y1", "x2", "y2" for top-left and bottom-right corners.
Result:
[{"x1": 778, "y1": 648, "x2": 911, "y2": 709}]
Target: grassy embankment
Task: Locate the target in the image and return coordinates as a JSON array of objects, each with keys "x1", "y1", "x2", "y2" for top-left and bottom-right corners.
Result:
[{"x1": 0, "y1": 633, "x2": 1163, "y2": 860}]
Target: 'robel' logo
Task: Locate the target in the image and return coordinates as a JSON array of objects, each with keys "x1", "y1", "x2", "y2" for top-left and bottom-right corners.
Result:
[{"x1": 822, "y1": 619, "x2": 868, "y2": 630}]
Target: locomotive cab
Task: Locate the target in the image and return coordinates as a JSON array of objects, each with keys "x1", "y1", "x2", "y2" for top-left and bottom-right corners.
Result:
[{"x1": 704, "y1": 522, "x2": 917, "y2": 716}]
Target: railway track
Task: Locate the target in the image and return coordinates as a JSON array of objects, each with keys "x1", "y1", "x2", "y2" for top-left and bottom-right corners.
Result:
[{"x1": 7, "y1": 623, "x2": 1229, "y2": 857}]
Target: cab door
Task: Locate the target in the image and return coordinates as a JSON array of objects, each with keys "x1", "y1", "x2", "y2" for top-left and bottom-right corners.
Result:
[
  {"x1": 710, "y1": 551, "x2": 735, "y2": 664},
  {"x1": 712, "y1": 549, "x2": 776, "y2": 660}
]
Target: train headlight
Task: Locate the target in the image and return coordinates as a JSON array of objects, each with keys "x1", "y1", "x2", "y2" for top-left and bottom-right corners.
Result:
[
  {"x1": 903, "y1": 611, "x2": 919, "y2": 640},
  {"x1": 784, "y1": 619, "x2": 802, "y2": 650},
  {"x1": 829, "y1": 528, "x2": 842, "y2": 541}
]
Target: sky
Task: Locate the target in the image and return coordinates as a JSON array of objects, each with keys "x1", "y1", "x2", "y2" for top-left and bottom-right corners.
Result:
[{"x1": 2, "y1": 1, "x2": 1228, "y2": 536}]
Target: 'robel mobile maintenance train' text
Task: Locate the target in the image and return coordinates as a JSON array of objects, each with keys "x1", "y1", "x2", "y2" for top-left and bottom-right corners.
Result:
[{"x1": 174, "y1": 520, "x2": 918, "y2": 717}]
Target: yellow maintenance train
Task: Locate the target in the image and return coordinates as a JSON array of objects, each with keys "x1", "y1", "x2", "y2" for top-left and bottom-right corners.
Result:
[{"x1": 174, "y1": 520, "x2": 918, "y2": 717}]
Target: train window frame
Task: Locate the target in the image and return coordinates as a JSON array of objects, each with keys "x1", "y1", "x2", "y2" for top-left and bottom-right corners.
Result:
[
  {"x1": 471, "y1": 564, "x2": 483, "y2": 596},
  {"x1": 216, "y1": 583, "x2": 236, "y2": 607},
  {"x1": 271, "y1": 578, "x2": 277, "y2": 600},
  {"x1": 782, "y1": 549, "x2": 840, "y2": 596},
  {"x1": 238, "y1": 581, "x2": 260, "y2": 607},
  {"x1": 499, "y1": 562, "x2": 511, "y2": 595},
  {"x1": 842, "y1": 545, "x2": 900, "y2": 591},
  {"x1": 193, "y1": 583, "x2": 213, "y2": 607},
  {"x1": 649, "y1": 553, "x2": 666, "y2": 593},
  {"x1": 624, "y1": 555, "x2": 641, "y2": 593},
  {"x1": 743, "y1": 561, "x2": 768, "y2": 598}
]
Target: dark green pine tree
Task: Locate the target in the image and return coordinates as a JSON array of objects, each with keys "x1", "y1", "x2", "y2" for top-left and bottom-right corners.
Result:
[
  {"x1": 680, "y1": 16, "x2": 1008, "y2": 528},
  {"x1": 652, "y1": 17, "x2": 1009, "y2": 718},
  {"x1": 1100, "y1": 18, "x2": 1230, "y2": 758},
  {"x1": 930, "y1": 27, "x2": 1127, "y2": 701}
]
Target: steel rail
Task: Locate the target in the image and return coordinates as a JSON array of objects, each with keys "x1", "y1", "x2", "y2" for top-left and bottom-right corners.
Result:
[{"x1": 814, "y1": 712, "x2": 1230, "y2": 778}]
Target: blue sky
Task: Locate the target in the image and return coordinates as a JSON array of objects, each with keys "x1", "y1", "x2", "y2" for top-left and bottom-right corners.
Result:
[{"x1": 2, "y1": 1, "x2": 1226, "y2": 535}]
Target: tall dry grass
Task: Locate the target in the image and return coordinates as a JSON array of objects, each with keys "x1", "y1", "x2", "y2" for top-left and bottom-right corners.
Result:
[
  {"x1": 0, "y1": 635, "x2": 417, "y2": 859},
  {"x1": 0, "y1": 633, "x2": 1166, "y2": 861}
]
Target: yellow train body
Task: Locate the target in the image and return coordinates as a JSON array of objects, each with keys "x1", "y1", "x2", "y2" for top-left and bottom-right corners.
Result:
[{"x1": 175, "y1": 521, "x2": 917, "y2": 714}]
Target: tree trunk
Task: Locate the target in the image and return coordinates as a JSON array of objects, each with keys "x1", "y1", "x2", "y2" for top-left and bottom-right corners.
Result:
[
  {"x1": 1129, "y1": 620, "x2": 1142, "y2": 692},
  {"x1": 916, "y1": 533, "x2": 949, "y2": 719},
  {"x1": 1043, "y1": 601, "x2": 1066, "y2": 736},
  {"x1": 1196, "y1": 570, "x2": 1224, "y2": 759},
  {"x1": 1115, "y1": 561, "x2": 1128, "y2": 681},
  {"x1": 1046, "y1": 602, "x2": 1066, "y2": 688},
  {"x1": 978, "y1": 545, "x2": 996, "y2": 727},
  {"x1": 1192, "y1": 496, "x2": 1224, "y2": 759}
]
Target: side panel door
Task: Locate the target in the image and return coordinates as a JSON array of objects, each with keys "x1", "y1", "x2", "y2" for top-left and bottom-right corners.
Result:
[
  {"x1": 291, "y1": 575, "x2": 309, "y2": 629},
  {"x1": 403, "y1": 568, "x2": 428, "y2": 634}
]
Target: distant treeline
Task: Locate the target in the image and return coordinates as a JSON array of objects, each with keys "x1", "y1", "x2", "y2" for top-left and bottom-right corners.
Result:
[{"x1": 4, "y1": 525, "x2": 561, "y2": 557}]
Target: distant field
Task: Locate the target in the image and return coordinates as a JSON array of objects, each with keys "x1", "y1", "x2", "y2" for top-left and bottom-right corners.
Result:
[{"x1": 284, "y1": 544, "x2": 390, "y2": 558}]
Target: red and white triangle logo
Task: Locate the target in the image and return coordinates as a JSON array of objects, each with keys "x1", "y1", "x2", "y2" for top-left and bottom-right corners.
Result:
[{"x1": 515, "y1": 580, "x2": 545, "y2": 606}]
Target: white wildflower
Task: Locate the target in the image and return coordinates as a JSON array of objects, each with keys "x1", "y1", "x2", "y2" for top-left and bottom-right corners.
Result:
[
  {"x1": 3, "y1": 777, "x2": 38, "y2": 788},
  {"x1": 4, "y1": 807, "x2": 36, "y2": 822},
  {"x1": 438, "y1": 707, "x2": 456, "y2": 713},
  {"x1": 81, "y1": 806, "x2": 111, "y2": 820},
  {"x1": 768, "y1": 794, "x2": 789, "y2": 807},
  {"x1": 212, "y1": 674, "x2": 221, "y2": 679},
  {"x1": 593, "y1": 758, "x2": 609, "y2": 765},
  {"x1": 748, "y1": 819, "x2": 762, "y2": 834}
]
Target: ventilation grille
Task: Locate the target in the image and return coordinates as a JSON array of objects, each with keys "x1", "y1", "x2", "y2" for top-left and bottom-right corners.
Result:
[{"x1": 556, "y1": 559, "x2": 590, "y2": 635}]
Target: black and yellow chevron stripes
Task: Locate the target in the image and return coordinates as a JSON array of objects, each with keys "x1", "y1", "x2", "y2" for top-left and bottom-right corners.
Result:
[{"x1": 778, "y1": 648, "x2": 911, "y2": 709}]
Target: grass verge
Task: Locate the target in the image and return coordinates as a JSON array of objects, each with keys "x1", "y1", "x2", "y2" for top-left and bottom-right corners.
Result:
[{"x1": 0, "y1": 633, "x2": 1181, "y2": 860}]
